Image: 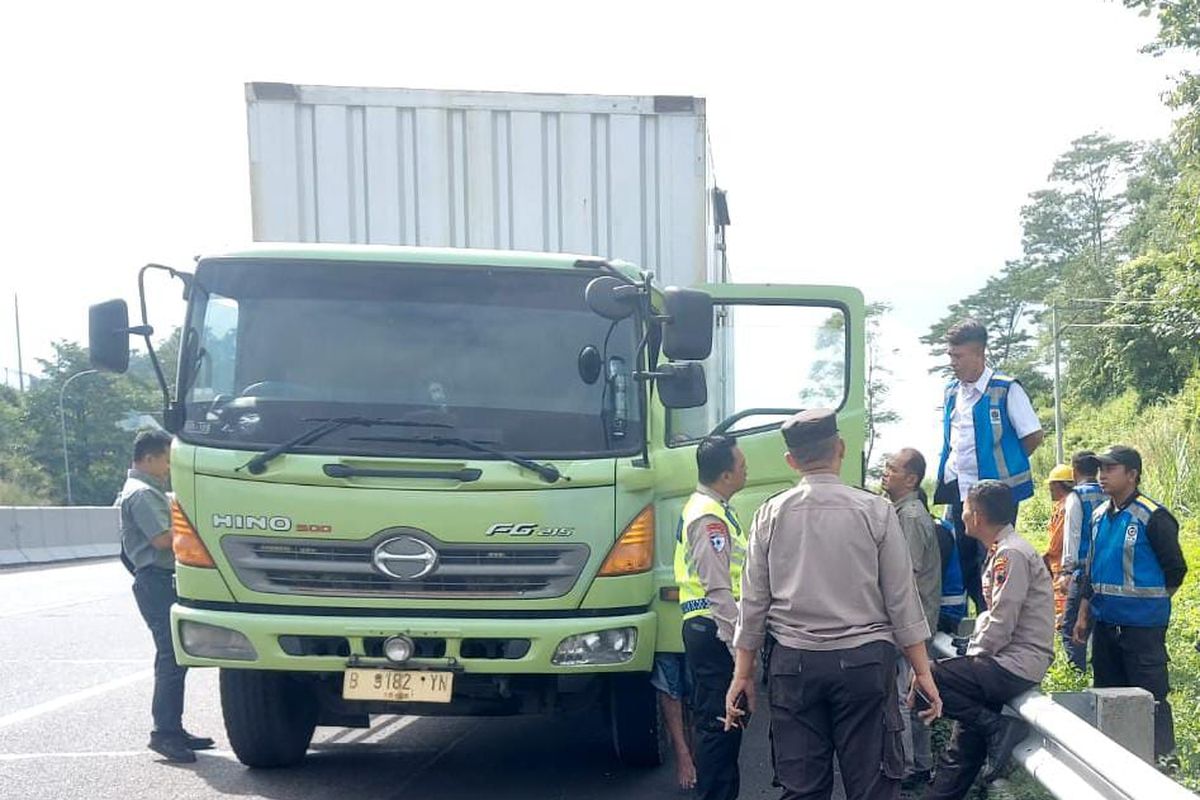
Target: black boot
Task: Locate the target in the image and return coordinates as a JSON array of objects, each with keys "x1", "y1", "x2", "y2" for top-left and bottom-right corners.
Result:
[
  {"x1": 981, "y1": 712, "x2": 1029, "y2": 782},
  {"x1": 182, "y1": 730, "x2": 215, "y2": 750},
  {"x1": 148, "y1": 731, "x2": 198, "y2": 764}
]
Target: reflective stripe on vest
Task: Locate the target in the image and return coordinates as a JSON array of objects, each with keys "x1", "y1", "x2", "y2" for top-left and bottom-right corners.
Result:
[
  {"x1": 1072, "y1": 482, "x2": 1106, "y2": 565},
  {"x1": 936, "y1": 374, "x2": 1034, "y2": 502},
  {"x1": 1087, "y1": 495, "x2": 1170, "y2": 626},
  {"x1": 673, "y1": 492, "x2": 746, "y2": 621}
]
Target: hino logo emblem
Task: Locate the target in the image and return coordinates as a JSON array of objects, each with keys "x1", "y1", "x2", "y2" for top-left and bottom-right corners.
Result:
[
  {"x1": 372, "y1": 536, "x2": 439, "y2": 581},
  {"x1": 212, "y1": 514, "x2": 292, "y2": 532}
]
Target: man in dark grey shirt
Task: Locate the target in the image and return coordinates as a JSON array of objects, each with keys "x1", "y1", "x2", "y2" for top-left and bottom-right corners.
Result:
[
  {"x1": 117, "y1": 429, "x2": 213, "y2": 763},
  {"x1": 882, "y1": 448, "x2": 942, "y2": 790}
]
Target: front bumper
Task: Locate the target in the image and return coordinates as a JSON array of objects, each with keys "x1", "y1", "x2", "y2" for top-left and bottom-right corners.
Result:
[{"x1": 170, "y1": 603, "x2": 657, "y2": 674}]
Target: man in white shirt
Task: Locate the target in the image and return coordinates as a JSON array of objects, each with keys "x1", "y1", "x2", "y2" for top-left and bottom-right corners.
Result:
[{"x1": 933, "y1": 319, "x2": 1045, "y2": 612}]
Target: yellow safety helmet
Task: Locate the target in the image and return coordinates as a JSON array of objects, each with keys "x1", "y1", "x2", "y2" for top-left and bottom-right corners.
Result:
[{"x1": 1046, "y1": 464, "x2": 1074, "y2": 484}]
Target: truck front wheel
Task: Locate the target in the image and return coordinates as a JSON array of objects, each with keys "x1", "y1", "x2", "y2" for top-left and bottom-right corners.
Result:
[
  {"x1": 220, "y1": 669, "x2": 318, "y2": 768},
  {"x1": 608, "y1": 673, "x2": 665, "y2": 768}
]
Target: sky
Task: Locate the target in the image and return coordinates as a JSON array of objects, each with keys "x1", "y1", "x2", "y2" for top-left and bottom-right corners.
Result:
[{"x1": 0, "y1": 0, "x2": 1187, "y2": 465}]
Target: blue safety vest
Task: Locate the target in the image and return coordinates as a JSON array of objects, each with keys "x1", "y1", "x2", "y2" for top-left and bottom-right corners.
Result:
[
  {"x1": 1087, "y1": 495, "x2": 1171, "y2": 627},
  {"x1": 937, "y1": 373, "x2": 1034, "y2": 502},
  {"x1": 1071, "y1": 481, "x2": 1106, "y2": 571},
  {"x1": 938, "y1": 515, "x2": 968, "y2": 622}
]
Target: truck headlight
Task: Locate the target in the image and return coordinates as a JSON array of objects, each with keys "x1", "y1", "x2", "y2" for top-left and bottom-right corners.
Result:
[
  {"x1": 552, "y1": 627, "x2": 638, "y2": 666},
  {"x1": 179, "y1": 620, "x2": 257, "y2": 661}
]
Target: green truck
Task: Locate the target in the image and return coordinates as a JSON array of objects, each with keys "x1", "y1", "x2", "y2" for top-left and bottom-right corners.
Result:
[{"x1": 86, "y1": 86, "x2": 863, "y2": 769}]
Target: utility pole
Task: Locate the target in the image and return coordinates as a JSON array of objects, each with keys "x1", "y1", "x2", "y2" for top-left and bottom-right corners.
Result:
[
  {"x1": 14, "y1": 294, "x2": 24, "y2": 392},
  {"x1": 1052, "y1": 305, "x2": 1064, "y2": 463},
  {"x1": 1050, "y1": 298, "x2": 1166, "y2": 466}
]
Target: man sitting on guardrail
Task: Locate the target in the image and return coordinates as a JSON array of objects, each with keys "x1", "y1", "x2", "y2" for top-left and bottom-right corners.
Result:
[{"x1": 914, "y1": 480, "x2": 1055, "y2": 799}]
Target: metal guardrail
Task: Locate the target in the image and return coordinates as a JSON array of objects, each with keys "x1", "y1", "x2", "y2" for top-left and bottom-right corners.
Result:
[{"x1": 930, "y1": 632, "x2": 1194, "y2": 799}]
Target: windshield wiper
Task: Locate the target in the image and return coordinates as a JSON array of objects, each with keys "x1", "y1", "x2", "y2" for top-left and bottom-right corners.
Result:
[
  {"x1": 237, "y1": 416, "x2": 452, "y2": 475},
  {"x1": 351, "y1": 435, "x2": 567, "y2": 484}
]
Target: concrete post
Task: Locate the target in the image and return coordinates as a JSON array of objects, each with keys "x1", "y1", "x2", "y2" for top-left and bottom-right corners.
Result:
[{"x1": 1052, "y1": 688, "x2": 1156, "y2": 763}]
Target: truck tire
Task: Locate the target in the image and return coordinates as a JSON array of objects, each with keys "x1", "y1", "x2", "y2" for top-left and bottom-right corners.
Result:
[
  {"x1": 609, "y1": 673, "x2": 665, "y2": 768},
  {"x1": 220, "y1": 669, "x2": 318, "y2": 768}
]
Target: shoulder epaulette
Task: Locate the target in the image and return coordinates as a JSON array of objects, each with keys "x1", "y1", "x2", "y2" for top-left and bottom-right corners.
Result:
[{"x1": 1134, "y1": 495, "x2": 1161, "y2": 514}]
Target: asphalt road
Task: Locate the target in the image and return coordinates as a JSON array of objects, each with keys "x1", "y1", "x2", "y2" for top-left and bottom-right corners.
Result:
[{"x1": 0, "y1": 559, "x2": 799, "y2": 800}]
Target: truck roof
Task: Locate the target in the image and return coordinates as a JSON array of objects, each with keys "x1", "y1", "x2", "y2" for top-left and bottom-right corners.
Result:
[{"x1": 203, "y1": 244, "x2": 645, "y2": 281}]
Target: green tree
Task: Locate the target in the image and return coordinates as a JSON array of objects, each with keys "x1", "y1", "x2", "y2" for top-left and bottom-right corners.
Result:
[
  {"x1": 22, "y1": 341, "x2": 163, "y2": 505},
  {"x1": 806, "y1": 303, "x2": 899, "y2": 468},
  {"x1": 0, "y1": 385, "x2": 53, "y2": 504},
  {"x1": 922, "y1": 259, "x2": 1042, "y2": 371}
]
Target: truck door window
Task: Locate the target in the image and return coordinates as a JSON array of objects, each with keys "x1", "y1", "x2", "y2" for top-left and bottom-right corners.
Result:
[{"x1": 667, "y1": 303, "x2": 848, "y2": 444}]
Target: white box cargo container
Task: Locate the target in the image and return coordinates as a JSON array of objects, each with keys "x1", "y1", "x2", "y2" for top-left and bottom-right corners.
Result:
[{"x1": 244, "y1": 83, "x2": 729, "y2": 289}]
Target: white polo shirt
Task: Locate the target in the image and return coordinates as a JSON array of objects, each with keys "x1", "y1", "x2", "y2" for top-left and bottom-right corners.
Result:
[{"x1": 944, "y1": 367, "x2": 1041, "y2": 499}]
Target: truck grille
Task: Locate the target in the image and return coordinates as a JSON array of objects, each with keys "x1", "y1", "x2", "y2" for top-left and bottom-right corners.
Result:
[{"x1": 221, "y1": 531, "x2": 590, "y2": 599}]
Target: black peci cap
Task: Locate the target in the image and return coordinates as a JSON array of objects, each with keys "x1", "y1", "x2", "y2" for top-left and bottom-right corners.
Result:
[{"x1": 782, "y1": 408, "x2": 838, "y2": 449}]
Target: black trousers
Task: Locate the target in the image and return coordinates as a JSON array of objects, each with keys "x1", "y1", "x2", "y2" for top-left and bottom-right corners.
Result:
[
  {"x1": 132, "y1": 568, "x2": 188, "y2": 734},
  {"x1": 768, "y1": 640, "x2": 903, "y2": 800},
  {"x1": 1060, "y1": 576, "x2": 1089, "y2": 671},
  {"x1": 683, "y1": 616, "x2": 742, "y2": 800},
  {"x1": 926, "y1": 656, "x2": 1035, "y2": 800},
  {"x1": 1092, "y1": 621, "x2": 1175, "y2": 758}
]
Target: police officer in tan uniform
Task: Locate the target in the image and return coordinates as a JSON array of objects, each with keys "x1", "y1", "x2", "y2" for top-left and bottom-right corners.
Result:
[
  {"x1": 675, "y1": 435, "x2": 749, "y2": 800},
  {"x1": 725, "y1": 410, "x2": 942, "y2": 800},
  {"x1": 923, "y1": 480, "x2": 1054, "y2": 798}
]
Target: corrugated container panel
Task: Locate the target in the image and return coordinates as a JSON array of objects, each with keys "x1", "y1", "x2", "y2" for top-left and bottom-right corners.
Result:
[{"x1": 245, "y1": 83, "x2": 718, "y2": 288}]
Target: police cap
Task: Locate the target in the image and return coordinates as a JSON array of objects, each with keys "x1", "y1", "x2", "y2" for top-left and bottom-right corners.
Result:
[
  {"x1": 782, "y1": 408, "x2": 838, "y2": 449},
  {"x1": 1096, "y1": 445, "x2": 1142, "y2": 473}
]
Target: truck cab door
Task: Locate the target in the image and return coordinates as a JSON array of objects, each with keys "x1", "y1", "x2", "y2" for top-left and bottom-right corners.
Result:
[{"x1": 653, "y1": 283, "x2": 866, "y2": 546}]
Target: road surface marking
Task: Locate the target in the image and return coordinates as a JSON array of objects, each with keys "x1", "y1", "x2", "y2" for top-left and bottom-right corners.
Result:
[
  {"x1": 0, "y1": 749, "x2": 238, "y2": 761},
  {"x1": 0, "y1": 669, "x2": 152, "y2": 731},
  {"x1": 355, "y1": 715, "x2": 418, "y2": 744},
  {"x1": 0, "y1": 595, "x2": 124, "y2": 620},
  {"x1": 0, "y1": 659, "x2": 145, "y2": 665}
]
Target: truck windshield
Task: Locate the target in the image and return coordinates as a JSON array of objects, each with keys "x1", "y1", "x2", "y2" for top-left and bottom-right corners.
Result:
[{"x1": 181, "y1": 259, "x2": 643, "y2": 459}]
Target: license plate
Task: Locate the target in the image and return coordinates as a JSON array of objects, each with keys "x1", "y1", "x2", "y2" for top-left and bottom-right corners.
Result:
[{"x1": 342, "y1": 668, "x2": 454, "y2": 703}]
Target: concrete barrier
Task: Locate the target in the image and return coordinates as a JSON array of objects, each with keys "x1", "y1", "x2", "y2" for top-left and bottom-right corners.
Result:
[
  {"x1": 15, "y1": 507, "x2": 49, "y2": 563},
  {"x1": 79, "y1": 506, "x2": 120, "y2": 559},
  {"x1": 0, "y1": 507, "x2": 120, "y2": 566},
  {"x1": 42, "y1": 508, "x2": 78, "y2": 562},
  {"x1": 0, "y1": 506, "x2": 27, "y2": 566}
]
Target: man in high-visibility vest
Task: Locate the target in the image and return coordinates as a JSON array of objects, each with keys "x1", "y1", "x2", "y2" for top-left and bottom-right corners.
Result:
[
  {"x1": 933, "y1": 318, "x2": 1045, "y2": 613},
  {"x1": 1074, "y1": 445, "x2": 1188, "y2": 764},
  {"x1": 674, "y1": 434, "x2": 749, "y2": 800},
  {"x1": 1059, "y1": 450, "x2": 1105, "y2": 671}
]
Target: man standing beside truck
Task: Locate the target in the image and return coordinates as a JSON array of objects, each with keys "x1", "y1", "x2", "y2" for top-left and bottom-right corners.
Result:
[
  {"x1": 674, "y1": 435, "x2": 749, "y2": 800},
  {"x1": 727, "y1": 410, "x2": 941, "y2": 800},
  {"x1": 116, "y1": 429, "x2": 213, "y2": 764}
]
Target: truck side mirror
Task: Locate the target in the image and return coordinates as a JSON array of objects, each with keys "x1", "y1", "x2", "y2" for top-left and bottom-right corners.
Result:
[
  {"x1": 89, "y1": 299, "x2": 132, "y2": 374},
  {"x1": 585, "y1": 276, "x2": 638, "y2": 321},
  {"x1": 657, "y1": 362, "x2": 707, "y2": 409},
  {"x1": 662, "y1": 288, "x2": 713, "y2": 360}
]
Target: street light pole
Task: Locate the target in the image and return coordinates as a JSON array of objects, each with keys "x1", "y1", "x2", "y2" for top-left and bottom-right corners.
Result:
[{"x1": 59, "y1": 369, "x2": 98, "y2": 506}]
